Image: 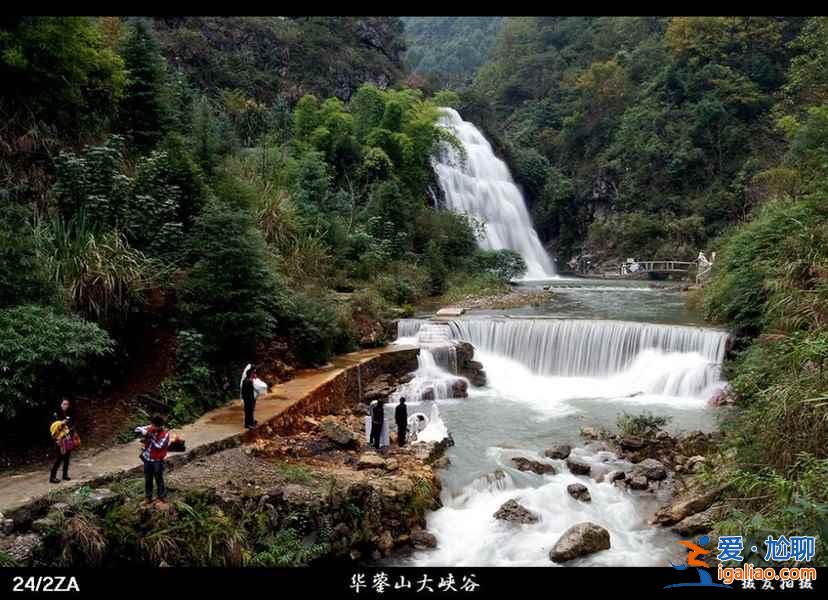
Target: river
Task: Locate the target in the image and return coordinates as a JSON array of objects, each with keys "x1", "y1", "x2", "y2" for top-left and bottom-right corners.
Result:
[{"x1": 389, "y1": 278, "x2": 725, "y2": 566}]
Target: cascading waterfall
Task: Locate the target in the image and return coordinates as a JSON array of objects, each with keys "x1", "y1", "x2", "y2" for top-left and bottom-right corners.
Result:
[
  {"x1": 396, "y1": 348, "x2": 468, "y2": 402},
  {"x1": 433, "y1": 108, "x2": 556, "y2": 280},
  {"x1": 447, "y1": 318, "x2": 728, "y2": 375},
  {"x1": 396, "y1": 317, "x2": 728, "y2": 399}
]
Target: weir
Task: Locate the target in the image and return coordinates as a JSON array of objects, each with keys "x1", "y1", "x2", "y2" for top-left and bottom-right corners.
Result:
[{"x1": 396, "y1": 317, "x2": 729, "y2": 398}]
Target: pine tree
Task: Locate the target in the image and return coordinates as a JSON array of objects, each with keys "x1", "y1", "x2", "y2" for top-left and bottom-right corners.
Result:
[{"x1": 119, "y1": 19, "x2": 171, "y2": 149}]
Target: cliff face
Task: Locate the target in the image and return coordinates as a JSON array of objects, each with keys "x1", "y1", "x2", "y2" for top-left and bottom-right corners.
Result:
[{"x1": 152, "y1": 16, "x2": 406, "y2": 103}]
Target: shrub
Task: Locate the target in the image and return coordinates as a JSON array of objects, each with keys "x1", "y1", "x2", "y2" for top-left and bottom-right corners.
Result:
[
  {"x1": 616, "y1": 411, "x2": 672, "y2": 438},
  {"x1": 0, "y1": 203, "x2": 56, "y2": 308},
  {"x1": 473, "y1": 249, "x2": 527, "y2": 282},
  {"x1": 0, "y1": 305, "x2": 112, "y2": 422}
]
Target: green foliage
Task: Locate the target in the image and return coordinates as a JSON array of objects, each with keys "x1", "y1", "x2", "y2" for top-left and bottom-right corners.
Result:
[
  {"x1": 118, "y1": 19, "x2": 171, "y2": 148},
  {"x1": 0, "y1": 550, "x2": 20, "y2": 568},
  {"x1": 472, "y1": 16, "x2": 809, "y2": 262},
  {"x1": 33, "y1": 213, "x2": 169, "y2": 327},
  {"x1": 181, "y1": 189, "x2": 278, "y2": 361},
  {"x1": 250, "y1": 528, "x2": 329, "y2": 567},
  {"x1": 616, "y1": 411, "x2": 672, "y2": 438},
  {"x1": 0, "y1": 305, "x2": 112, "y2": 421},
  {"x1": 402, "y1": 17, "x2": 504, "y2": 90},
  {"x1": 474, "y1": 249, "x2": 527, "y2": 282},
  {"x1": 0, "y1": 17, "x2": 125, "y2": 132},
  {"x1": 0, "y1": 203, "x2": 56, "y2": 308}
]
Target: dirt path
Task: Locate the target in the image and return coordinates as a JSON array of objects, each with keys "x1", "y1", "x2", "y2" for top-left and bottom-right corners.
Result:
[{"x1": 0, "y1": 345, "x2": 412, "y2": 516}]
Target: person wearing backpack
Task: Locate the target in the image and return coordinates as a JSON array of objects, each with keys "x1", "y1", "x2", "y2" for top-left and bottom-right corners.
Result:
[
  {"x1": 49, "y1": 398, "x2": 77, "y2": 484},
  {"x1": 135, "y1": 415, "x2": 171, "y2": 508}
]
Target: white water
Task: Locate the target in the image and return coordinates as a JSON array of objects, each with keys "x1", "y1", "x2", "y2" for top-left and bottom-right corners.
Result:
[
  {"x1": 396, "y1": 317, "x2": 728, "y2": 399},
  {"x1": 391, "y1": 310, "x2": 727, "y2": 566},
  {"x1": 433, "y1": 108, "x2": 556, "y2": 280}
]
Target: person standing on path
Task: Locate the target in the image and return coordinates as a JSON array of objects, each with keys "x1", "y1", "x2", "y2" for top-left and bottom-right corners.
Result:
[
  {"x1": 395, "y1": 397, "x2": 408, "y2": 446},
  {"x1": 241, "y1": 367, "x2": 257, "y2": 429},
  {"x1": 49, "y1": 398, "x2": 75, "y2": 483},
  {"x1": 370, "y1": 398, "x2": 385, "y2": 450},
  {"x1": 136, "y1": 415, "x2": 170, "y2": 508}
]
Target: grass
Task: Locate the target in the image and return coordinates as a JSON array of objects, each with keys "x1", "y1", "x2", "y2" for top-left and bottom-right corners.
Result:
[
  {"x1": 272, "y1": 461, "x2": 317, "y2": 485},
  {"x1": 439, "y1": 272, "x2": 510, "y2": 304},
  {"x1": 0, "y1": 550, "x2": 19, "y2": 567}
]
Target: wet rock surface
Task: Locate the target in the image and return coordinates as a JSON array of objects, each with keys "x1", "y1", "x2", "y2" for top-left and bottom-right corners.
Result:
[
  {"x1": 549, "y1": 522, "x2": 610, "y2": 563},
  {"x1": 494, "y1": 499, "x2": 540, "y2": 524},
  {"x1": 544, "y1": 444, "x2": 572, "y2": 459},
  {"x1": 512, "y1": 457, "x2": 556, "y2": 475},
  {"x1": 567, "y1": 483, "x2": 591, "y2": 502}
]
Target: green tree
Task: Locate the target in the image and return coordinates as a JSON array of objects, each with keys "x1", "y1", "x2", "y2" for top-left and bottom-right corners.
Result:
[
  {"x1": 118, "y1": 19, "x2": 171, "y2": 149},
  {"x1": 181, "y1": 187, "x2": 279, "y2": 360}
]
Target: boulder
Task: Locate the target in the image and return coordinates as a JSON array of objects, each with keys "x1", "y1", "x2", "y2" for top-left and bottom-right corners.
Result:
[
  {"x1": 589, "y1": 463, "x2": 612, "y2": 482},
  {"x1": 620, "y1": 435, "x2": 647, "y2": 450},
  {"x1": 384, "y1": 459, "x2": 399, "y2": 472},
  {"x1": 0, "y1": 533, "x2": 42, "y2": 565},
  {"x1": 670, "y1": 506, "x2": 724, "y2": 537},
  {"x1": 633, "y1": 458, "x2": 667, "y2": 481},
  {"x1": 31, "y1": 514, "x2": 59, "y2": 534},
  {"x1": 686, "y1": 455, "x2": 706, "y2": 473},
  {"x1": 321, "y1": 416, "x2": 360, "y2": 447},
  {"x1": 493, "y1": 499, "x2": 539, "y2": 524},
  {"x1": 512, "y1": 457, "x2": 556, "y2": 475},
  {"x1": 450, "y1": 379, "x2": 469, "y2": 398},
  {"x1": 607, "y1": 470, "x2": 626, "y2": 483},
  {"x1": 652, "y1": 486, "x2": 726, "y2": 526},
  {"x1": 549, "y1": 522, "x2": 610, "y2": 563},
  {"x1": 627, "y1": 475, "x2": 649, "y2": 490},
  {"x1": 567, "y1": 483, "x2": 591, "y2": 502},
  {"x1": 79, "y1": 488, "x2": 119, "y2": 511},
  {"x1": 421, "y1": 387, "x2": 435, "y2": 401},
  {"x1": 411, "y1": 529, "x2": 438, "y2": 549},
  {"x1": 1, "y1": 519, "x2": 14, "y2": 535},
  {"x1": 544, "y1": 444, "x2": 572, "y2": 460},
  {"x1": 357, "y1": 453, "x2": 387, "y2": 470},
  {"x1": 566, "y1": 456, "x2": 591, "y2": 476},
  {"x1": 580, "y1": 427, "x2": 600, "y2": 440},
  {"x1": 353, "y1": 403, "x2": 370, "y2": 416}
]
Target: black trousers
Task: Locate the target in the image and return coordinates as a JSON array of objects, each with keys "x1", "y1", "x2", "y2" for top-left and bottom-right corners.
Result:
[
  {"x1": 397, "y1": 424, "x2": 407, "y2": 446},
  {"x1": 243, "y1": 396, "x2": 256, "y2": 428},
  {"x1": 144, "y1": 460, "x2": 166, "y2": 500},
  {"x1": 50, "y1": 447, "x2": 70, "y2": 479},
  {"x1": 370, "y1": 421, "x2": 382, "y2": 449}
]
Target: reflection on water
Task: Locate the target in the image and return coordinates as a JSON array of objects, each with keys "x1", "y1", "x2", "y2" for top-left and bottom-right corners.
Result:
[{"x1": 467, "y1": 278, "x2": 705, "y2": 325}]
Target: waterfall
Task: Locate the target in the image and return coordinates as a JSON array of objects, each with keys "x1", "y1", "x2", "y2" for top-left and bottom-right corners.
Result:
[
  {"x1": 446, "y1": 318, "x2": 728, "y2": 377},
  {"x1": 396, "y1": 317, "x2": 729, "y2": 399},
  {"x1": 433, "y1": 108, "x2": 556, "y2": 280}
]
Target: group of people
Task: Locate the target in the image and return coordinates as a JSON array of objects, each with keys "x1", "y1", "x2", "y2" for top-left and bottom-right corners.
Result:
[
  {"x1": 368, "y1": 397, "x2": 414, "y2": 450},
  {"x1": 46, "y1": 363, "x2": 422, "y2": 509},
  {"x1": 47, "y1": 399, "x2": 172, "y2": 508}
]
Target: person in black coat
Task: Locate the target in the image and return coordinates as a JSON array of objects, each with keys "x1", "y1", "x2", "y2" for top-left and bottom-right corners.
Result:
[
  {"x1": 241, "y1": 368, "x2": 256, "y2": 429},
  {"x1": 395, "y1": 397, "x2": 408, "y2": 446},
  {"x1": 49, "y1": 398, "x2": 74, "y2": 483},
  {"x1": 370, "y1": 398, "x2": 385, "y2": 449}
]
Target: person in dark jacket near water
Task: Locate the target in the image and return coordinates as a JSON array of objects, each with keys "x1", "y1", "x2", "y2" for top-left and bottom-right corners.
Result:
[
  {"x1": 49, "y1": 398, "x2": 75, "y2": 483},
  {"x1": 370, "y1": 398, "x2": 385, "y2": 449},
  {"x1": 241, "y1": 367, "x2": 257, "y2": 429},
  {"x1": 395, "y1": 397, "x2": 408, "y2": 446}
]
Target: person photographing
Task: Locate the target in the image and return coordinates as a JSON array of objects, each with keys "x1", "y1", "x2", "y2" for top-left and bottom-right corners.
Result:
[{"x1": 135, "y1": 415, "x2": 170, "y2": 508}]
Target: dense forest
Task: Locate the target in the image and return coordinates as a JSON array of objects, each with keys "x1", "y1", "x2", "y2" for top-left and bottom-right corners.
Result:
[
  {"x1": 1, "y1": 16, "x2": 827, "y2": 561},
  {"x1": 401, "y1": 17, "x2": 503, "y2": 89},
  {"x1": 0, "y1": 16, "x2": 520, "y2": 453}
]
